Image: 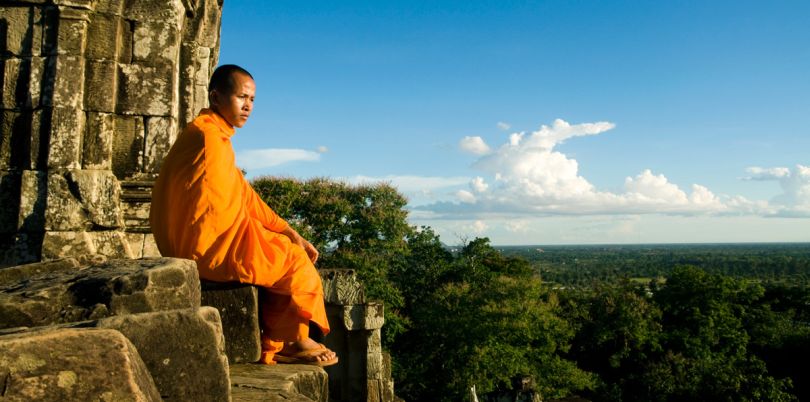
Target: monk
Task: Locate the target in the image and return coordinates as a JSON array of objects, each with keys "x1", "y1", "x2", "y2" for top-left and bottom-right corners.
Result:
[{"x1": 150, "y1": 64, "x2": 337, "y2": 366}]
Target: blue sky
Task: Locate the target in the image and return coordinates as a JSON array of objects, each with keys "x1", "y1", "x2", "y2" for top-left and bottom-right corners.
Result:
[{"x1": 219, "y1": 0, "x2": 810, "y2": 245}]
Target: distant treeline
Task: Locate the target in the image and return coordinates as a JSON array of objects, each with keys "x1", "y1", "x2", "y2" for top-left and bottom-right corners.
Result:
[{"x1": 498, "y1": 243, "x2": 810, "y2": 286}]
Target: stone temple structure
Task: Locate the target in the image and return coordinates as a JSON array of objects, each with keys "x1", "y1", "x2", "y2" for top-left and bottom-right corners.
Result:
[
  {"x1": 0, "y1": 0, "x2": 221, "y2": 267},
  {"x1": 0, "y1": 1, "x2": 397, "y2": 401}
]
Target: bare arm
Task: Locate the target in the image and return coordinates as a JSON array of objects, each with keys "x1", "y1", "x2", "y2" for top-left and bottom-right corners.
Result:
[{"x1": 281, "y1": 225, "x2": 319, "y2": 264}]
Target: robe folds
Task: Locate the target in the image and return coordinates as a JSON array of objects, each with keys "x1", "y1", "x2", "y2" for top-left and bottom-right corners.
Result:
[{"x1": 150, "y1": 109, "x2": 329, "y2": 341}]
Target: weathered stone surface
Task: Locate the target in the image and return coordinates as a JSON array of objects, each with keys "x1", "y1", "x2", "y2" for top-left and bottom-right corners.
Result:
[
  {"x1": 0, "y1": 6, "x2": 43, "y2": 56},
  {"x1": 84, "y1": 60, "x2": 119, "y2": 112},
  {"x1": 83, "y1": 112, "x2": 115, "y2": 169},
  {"x1": 112, "y1": 114, "x2": 145, "y2": 179},
  {"x1": 55, "y1": 7, "x2": 89, "y2": 55},
  {"x1": 343, "y1": 302, "x2": 384, "y2": 331},
  {"x1": 117, "y1": 62, "x2": 175, "y2": 116},
  {"x1": 201, "y1": 281, "x2": 261, "y2": 363},
  {"x1": 125, "y1": 232, "x2": 146, "y2": 258},
  {"x1": 50, "y1": 56, "x2": 85, "y2": 108},
  {"x1": 0, "y1": 327, "x2": 161, "y2": 401},
  {"x1": 230, "y1": 364, "x2": 328, "y2": 402},
  {"x1": 1, "y1": 57, "x2": 46, "y2": 110},
  {"x1": 17, "y1": 170, "x2": 46, "y2": 232},
  {"x1": 143, "y1": 116, "x2": 177, "y2": 173},
  {"x1": 47, "y1": 107, "x2": 85, "y2": 169},
  {"x1": 124, "y1": 0, "x2": 185, "y2": 23},
  {"x1": 321, "y1": 269, "x2": 366, "y2": 305},
  {"x1": 0, "y1": 257, "x2": 200, "y2": 329},
  {"x1": 133, "y1": 19, "x2": 181, "y2": 64},
  {"x1": 96, "y1": 307, "x2": 231, "y2": 402},
  {"x1": 85, "y1": 12, "x2": 123, "y2": 60},
  {"x1": 45, "y1": 170, "x2": 123, "y2": 231},
  {"x1": 0, "y1": 257, "x2": 79, "y2": 284},
  {"x1": 41, "y1": 230, "x2": 134, "y2": 260},
  {"x1": 143, "y1": 233, "x2": 160, "y2": 257}
]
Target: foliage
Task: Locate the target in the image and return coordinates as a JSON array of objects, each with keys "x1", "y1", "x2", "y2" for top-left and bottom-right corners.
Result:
[
  {"x1": 252, "y1": 176, "x2": 807, "y2": 401},
  {"x1": 252, "y1": 177, "x2": 593, "y2": 401}
]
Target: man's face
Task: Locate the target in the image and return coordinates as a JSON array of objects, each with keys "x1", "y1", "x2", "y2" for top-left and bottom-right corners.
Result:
[{"x1": 211, "y1": 72, "x2": 256, "y2": 128}]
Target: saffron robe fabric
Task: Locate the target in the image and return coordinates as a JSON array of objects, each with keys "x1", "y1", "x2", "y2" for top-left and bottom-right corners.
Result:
[{"x1": 150, "y1": 109, "x2": 330, "y2": 341}]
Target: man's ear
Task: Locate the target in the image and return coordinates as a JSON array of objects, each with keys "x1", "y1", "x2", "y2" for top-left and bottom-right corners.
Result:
[{"x1": 209, "y1": 90, "x2": 219, "y2": 108}]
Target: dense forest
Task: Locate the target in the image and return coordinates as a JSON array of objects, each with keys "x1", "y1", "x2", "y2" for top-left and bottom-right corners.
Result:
[{"x1": 253, "y1": 177, "x2": 810, "y2": 402}]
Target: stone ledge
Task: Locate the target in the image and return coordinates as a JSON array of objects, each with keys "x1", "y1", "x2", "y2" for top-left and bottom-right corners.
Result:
[{"x1": 230, "y1": 364, "x2": 328, "y2": 402}]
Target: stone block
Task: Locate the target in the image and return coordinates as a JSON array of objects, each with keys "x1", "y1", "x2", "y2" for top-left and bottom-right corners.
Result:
[
  {"x1": 74, "y1": 169, "x2": 123, "y2": 227},
  {"x1": 83, "y1": 112, "x2": 115, "y2": 169},
  {"x1": 85, "y1": 13, "x2": 123, "y2": 60},
  {"x1": 0, "y1": 327, "x2": 161, "y2": 401},
  {"x1": 0, "y1": 257, "x2": 200, "y2": 329},
  {"x1": 125, "y1": 232, "x2": 145, "y2": 258},
  {"x1": 342, "y1": 302, "x2": 384, "y2": 331},
  {"x1": 47, "y1": 106, "x2": 84, "y2": 169},
  {"x1": 50, "y1": 55, "x2": 85, "y2": 108},
  {"x1": 44, "y1": 172, "x2": 89, "y2": 231},
  {"x1": 45, "y1": 170, "x2": 123, "y2": 230},
  {"x1": 40, "y1": 230, "x2": 94, "y2": 258},
  {"x1": 124, "y1": 0, "x2": 185, "y2": 23},
  {"x1": 0, "y1": 171, "x2": 22, "y2": 234},
  {"x1": 112, "y1": 114, "x2": 144, "y2": 179},
  {"x1": 94, "y1": 0, "x2": 125, "y2": 15},
  {"x1": 1, "y1": 57, "x2": 46, "y2": 110},
  {"x1": 143, "y1": 233, "x2": 160, "y2": 257},
  {"x1": 367, "y1": 347, "x2": 384, "y2": 380},
  {"x1": 0, "y1": 6, "x2": 43, "y2": 56},
  {"x1": 201, "y1": 281, "x2": 261, "y2": 363},
  {"x1": 18, "y1": 169, "x2": 46, "y2": 232},
  {"x1": 230, "y1": 364, "x2": 329, "y2": 402},
  {"x1": 0, "y1": 256, "x2": 79, "y2": 284},
  {"x1": 133, "y1": 19, "x2": 181, "y2": 64},
  {"x1": 117, "y1": 62, "x2": 174, "y2": 116},
  {"x1": 143, "y1": 116, "x2": 177, "y2": 173},
  {"x1": 91, "y1": 229, "x2": 135, "y2": 258},
  {"x1": 55, "y1": 7, "x2": 89, "y2": 55},
  {"x1": 95, "y1": 307, "x2": 231, "y2": 402},
  {"x1": 0, "y1": 109, "x2": 48, "y2": 171},
  {"x1": 122, "y1": 199, "x2": 150, "y2": 230},
  {"x1": 52, "y1": 0, "x2": 94, "y2": 10},
  {"x1": 320, "y1": 269, "x2": 366, "y2": 305},
  {"x1": 84, "y1": 60, "x2": 118, "y2": 112}
]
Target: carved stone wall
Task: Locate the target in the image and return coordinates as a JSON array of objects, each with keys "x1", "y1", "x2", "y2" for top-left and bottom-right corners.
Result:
[{"x1": 0, "y1": 0, "x2": 223, "y2": 267}]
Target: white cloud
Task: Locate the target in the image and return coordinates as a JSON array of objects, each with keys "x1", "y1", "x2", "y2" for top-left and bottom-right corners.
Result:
[
  {"x1": 744, "y1": 165, "x2": 810, "y2": 215},
  {"x1": 470, "y1": 176, "x2": 488, "y2": 193},
  {"x1": 456, "y1": 190, "x2": 477, "y2": 204},
  {"x1": 459, "y1": 136, "x2": 491, "y2": 155},
  {"x1": 417, "y1": 118, "x2": 792, "y2": 218},
  {"x1": 236, "y1": 148, "x2": 320, "y2": 170},
  {"x1": 470, "y1": 220, "x2": 488, "y2": 234},
  {"x1": 497, "y1": 121, "x2": 511, "y2": 131},
  {"x1": 316, "y1": 146, "x2": 329, "y2": 154}
]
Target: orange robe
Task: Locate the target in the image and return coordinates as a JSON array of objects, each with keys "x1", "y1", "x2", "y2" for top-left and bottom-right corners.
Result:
[{"x1": 150, "y1": 109, "x2": 329, "y2": 360}]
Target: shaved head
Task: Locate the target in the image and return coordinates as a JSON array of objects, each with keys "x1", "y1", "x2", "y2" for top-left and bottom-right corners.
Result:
[{"x1": 208, "y1": 64, "x2": 254, "y2": 95}]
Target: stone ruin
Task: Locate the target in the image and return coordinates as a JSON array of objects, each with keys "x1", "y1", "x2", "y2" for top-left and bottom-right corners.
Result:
[
  {"x1": 0, "y1": 1, "x2": 397, "y2": 400},
  {"x1": 0, "y1": 0, "x2": 220, "y2": 266}
]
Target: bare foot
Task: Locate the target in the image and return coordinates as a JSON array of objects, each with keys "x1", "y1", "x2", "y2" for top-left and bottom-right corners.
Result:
[{"x1": 278, "y1": 338, "x2": 337, "y2": 364}]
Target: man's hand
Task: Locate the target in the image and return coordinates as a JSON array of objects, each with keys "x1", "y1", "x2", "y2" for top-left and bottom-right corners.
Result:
[{"x1": 282, "y1": 226, "x2": 319, "y2": 264}]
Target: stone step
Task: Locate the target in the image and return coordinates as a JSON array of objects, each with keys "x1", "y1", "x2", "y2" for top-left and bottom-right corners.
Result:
[
  {"x1": 201, "y1": 281, "x2": 262, "y2": 363},
  {"x1": 230, "y1": 364, "x2": 329, "y2": 402}
]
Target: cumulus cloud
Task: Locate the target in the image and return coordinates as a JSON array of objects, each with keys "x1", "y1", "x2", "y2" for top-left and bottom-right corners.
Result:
[
  {"x1": 497, "y1": 121, "x2": 511, "y2": 131},
  {"x1": 418, "y1": 118, "x2": 786, "y2": 217},
  {"x1": 744, "y1": 165, "x2": 810, "y2": 215},
  {"x1": 236, "y1": 148, "x2": 320, "y2": 170},
  {"x1": 459, "y1": 136, "x2": 491, "y2": 155}
]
